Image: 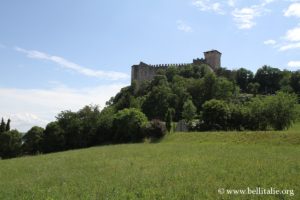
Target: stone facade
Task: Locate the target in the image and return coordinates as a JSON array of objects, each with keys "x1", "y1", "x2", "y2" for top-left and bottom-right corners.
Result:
[{"x1": 131, "y1": 50, "x2": 221, "y2": 86}]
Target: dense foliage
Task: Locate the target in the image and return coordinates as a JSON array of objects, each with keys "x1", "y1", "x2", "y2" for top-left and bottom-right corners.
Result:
[
  {"x1": 112, "y1": 108, "x2": 148, "y2": 143},
  {"x1": 1, "y1": 64, "x2": 300, "y2": 159}
]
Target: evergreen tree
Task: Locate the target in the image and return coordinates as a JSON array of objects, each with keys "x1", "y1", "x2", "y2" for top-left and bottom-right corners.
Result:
[
  {"x1": 165, "y1": 109, "x2": 173, "y2": 132},
  {"x1": 5, "y1": 119, "x2": 10, "y2": 132},
  {"x1": 0, "y1": 118, "x2": 6, "y2": 133}
]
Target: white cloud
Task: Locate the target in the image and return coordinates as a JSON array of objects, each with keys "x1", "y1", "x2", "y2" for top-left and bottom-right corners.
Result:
[
  {"x1": 192, "y1": 0, "x2": 276, "y2": 30},
  {"x1": 284, "y1": 3, "x2": 300, "y2": 17},
  {"x1": 0, "y1": 84, "x2": 126, "y2": 132},
  {"x1": 231, "y1": 0, "x2": 275, "y2": 30},
  {"x1": 264, "y1": 39, "x2": 277, "y2": 45},
  {"x1": 279, "y1": 42, "x2": 300, "y2": 51},
  {"x1": 15, "y1": 47, "x2": 129, "y2": 81},
  {"x1": 288, "y1": 60, "x2": 300, "y2": 67},
  {"x1": 278, "y1": 26, "x2": 300, "y2": 51},
  {"x1": 192, "y1": 0, "x2": 224, "y2": 14},
  {"x1": 227, "y1": 0, "x2": 236, "y2": 7},
  {"x1": 177, "y1": 20, "x2": 193, "y2": 32},
  {"x1": 285, "y1": 26, "x2": 300, "y2": 41},
  {"x1": 261, "y1": 0, "x2": 276, "y2": 6},
  {"x1": 232, "y1": 7, "x2": 260, "y2": 29},
  {"x1": 275, "y1": 3, "x2": 300, "y2": 51}
]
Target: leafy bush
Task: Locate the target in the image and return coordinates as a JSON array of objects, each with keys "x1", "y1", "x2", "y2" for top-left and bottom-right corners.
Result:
[
  {"x1": 246, "y1": 97, "x2": 270, "y2": 130},
  {"x1": 200, "y1": 92, "x2": 298, "y2": 131},
  {"x1": 113, "y1": 108, "x2": 148, "y2": 143},
  {"x1": 202, "y1": 99, "x2": 231, "y2": 130},
  {"x1": 144, "y1": 119, "x2": 167, "y2": 139},
  {"x1": 265, "y1": 92, "x2": 298, "y2": 130}
]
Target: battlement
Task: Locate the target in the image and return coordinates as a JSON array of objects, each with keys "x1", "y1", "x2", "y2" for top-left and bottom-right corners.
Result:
[
  {"x1": 148, "y1": 63, "x2": 191, "y2": 68},
  {"x1": 131, "y1": 50, "x2": 221, "y2": 86}
]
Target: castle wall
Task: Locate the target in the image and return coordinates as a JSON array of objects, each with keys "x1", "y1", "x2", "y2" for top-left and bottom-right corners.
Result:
[
  {"x1": 131, "y1": 50, "x2": 222, "y2": 86},
  {"x1": 131, "y1": 63, "x2": 160, "y2": 86}
]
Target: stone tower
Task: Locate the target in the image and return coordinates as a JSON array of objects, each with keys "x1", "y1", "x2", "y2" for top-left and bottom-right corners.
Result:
[{"x1": 204, "y1": 50, "x2": 221, "y2": 71}]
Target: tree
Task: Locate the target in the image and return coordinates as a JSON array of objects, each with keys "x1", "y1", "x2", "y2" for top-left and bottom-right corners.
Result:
[
  {"x1": 95, "y1": 106, "x2": 116, "y2": 144},
  {"x1": 142, "y1": 85, "x2": 174, "y2": 120},
  {"x1": 112, "y1": 108, "x2": 148, "y2": 143},
  {"x1": 0, "y1": 130, "x2": 22, "y2": 159},
  {"x1": 43, "y1": 122, "x2": 65, "y2": 153},
  {"x1": 215, "y1": 77, "x2": 236, "y2": 100},
  {"x1": 77, "y1": 105, "x2": 101, "y2": 146},
  {"x1": 22, "y1": 126, "x2": 44, "y2": 154},
  {"x1": 279, "y1": 70, "x2": 293, "y2": 93},
  {"x1": 290, "y1": 71, "x2": 300, "y2": 95},
  {"x1": 55, "y1": 105, "x2": 102, "y2": 149},
  {"x1": 56, "y1": 110, "x2": 82, "y2": 149},
  {"x1": 165, "y1": 109, "x2": 173, "y2": 132},
  {"x1": 0, "y1": 118, "x2": 6, "y2": 133},
  {"x1": 187, "y1": 73, "x2": 218, "y2": 110},
  {"x1": 255, "y1": 65, "x2": 282, "y2": 94},
  {"x1": 247, "y1": 82, "x2": 260, "y2": 96},
  {"x1": 170, "y1": 79, "x2": 190, "y2": 121},
  {"x1": 202, "y1": 73, "x2": 218, "y2": 101},
  {"x1": 5, "y1": 119, "x2": 10, "y2": 132},
  {"x1": 182, "y1": 99, "x2": 197, "y2": 122},
  {"x1": 235, "y1": 68, "x2": 254, "y2": 92},
  {"x1": 216, "y1": 67, "x2": 236, "y2": 81},
  {"x1": 165, "y1": 66, "x2": 179, "y2": 82}
]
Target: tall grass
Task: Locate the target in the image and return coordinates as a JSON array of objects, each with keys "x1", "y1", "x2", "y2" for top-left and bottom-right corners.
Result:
[{"x1": 0, "y1": 125, "x2": 299, "y2": 199}]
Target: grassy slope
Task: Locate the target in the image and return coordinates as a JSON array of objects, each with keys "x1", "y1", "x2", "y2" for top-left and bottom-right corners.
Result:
[{"x1": 0, "y1": 130, "x2": 299, "y2": 199}]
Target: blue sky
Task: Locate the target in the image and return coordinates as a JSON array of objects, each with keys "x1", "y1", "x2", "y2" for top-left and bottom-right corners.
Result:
[{"x1": 0, "y1": 0, "x2": 300, "y2": 131}]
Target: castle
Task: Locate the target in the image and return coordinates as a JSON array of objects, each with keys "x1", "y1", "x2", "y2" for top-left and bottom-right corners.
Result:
[{"x1": 131, "y1": 50, "x2": 221, "y2": 86}]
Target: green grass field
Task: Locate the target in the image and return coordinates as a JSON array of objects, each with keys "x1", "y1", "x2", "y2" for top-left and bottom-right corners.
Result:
[{"x1": 0, "y1": 126, "x2": 299, "y2": 199}]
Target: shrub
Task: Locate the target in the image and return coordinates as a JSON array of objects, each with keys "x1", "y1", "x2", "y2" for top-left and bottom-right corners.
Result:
[
  {"x1": 246, "y1": 97, "x2": 269, "y2": 131},
  {"x1": 144, "y1": 119, "x2": 167, "y2": 139},
  {"x1": 265, "y1": 92, "x2": 298, "y2": 130},
  {"x1": 227, "y1": 103, "x2": 250, "y2": 131},
  {"x1": 113, "y1": 108, "x2": 148, "y2": 143},
  {"x1": 202, "y1": 99, "x2": 231, "y2": 130}
]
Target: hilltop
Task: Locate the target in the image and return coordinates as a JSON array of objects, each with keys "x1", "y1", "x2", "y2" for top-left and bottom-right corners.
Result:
[{"x1": 1, "y1": 61, "x2": 300, "y2": 160}]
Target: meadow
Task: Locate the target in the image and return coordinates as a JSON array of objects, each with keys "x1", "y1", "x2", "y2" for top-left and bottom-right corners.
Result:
[{"x1": 0, "y1": 126, "x2": 299, "y2": 199}]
